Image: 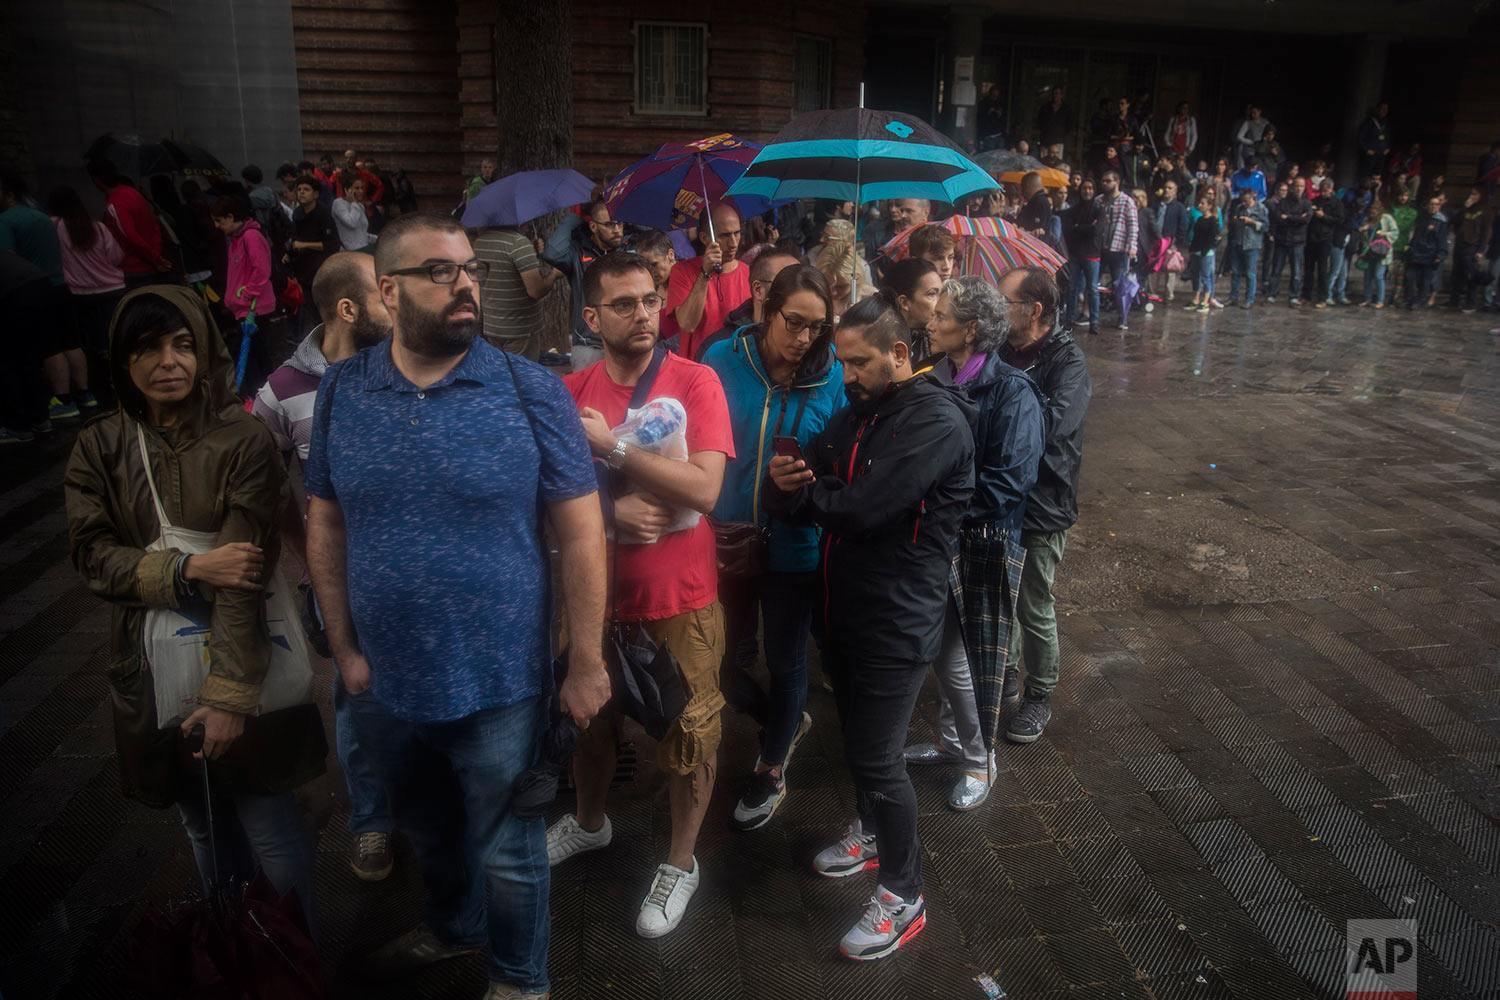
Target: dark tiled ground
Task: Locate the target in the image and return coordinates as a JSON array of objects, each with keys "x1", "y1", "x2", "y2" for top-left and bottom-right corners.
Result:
[{"x1": 2, "y1": 302, "x2": 1499, "y2": 1000}]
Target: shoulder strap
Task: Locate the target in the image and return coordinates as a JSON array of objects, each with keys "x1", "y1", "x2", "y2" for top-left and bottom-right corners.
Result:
[
  {"x1": 135, "y1": 423, "x2": 173, "y2": 531},
  {"x1": 628, "y1": 346, "x2": 668, "y2": 410}
]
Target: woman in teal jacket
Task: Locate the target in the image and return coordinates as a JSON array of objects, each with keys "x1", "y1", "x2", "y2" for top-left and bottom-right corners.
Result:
[{"x1": 701, "y1": 264, "x2": 844, "y2": 832}]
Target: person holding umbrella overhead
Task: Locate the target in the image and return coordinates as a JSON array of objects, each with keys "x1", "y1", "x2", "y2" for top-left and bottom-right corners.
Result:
[{"x1": 666, "y1": 202, "x2": 749, "y2": 362}]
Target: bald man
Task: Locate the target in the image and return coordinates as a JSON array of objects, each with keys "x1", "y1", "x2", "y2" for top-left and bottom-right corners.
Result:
[
  {"x1": 667, "y1": 202, "x2": 750, "y2": 360},
  {"x1": 253, "y1": 251, "x2": 398, "y2": 881}
]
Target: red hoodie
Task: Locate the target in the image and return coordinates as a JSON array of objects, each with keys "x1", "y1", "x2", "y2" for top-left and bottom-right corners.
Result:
[
  {"x1": 224, "y1": 219, "x2": 273, "y2": 319},
  {"x1": 104, "y1": 184, "x2": 164, "y2": 276}
]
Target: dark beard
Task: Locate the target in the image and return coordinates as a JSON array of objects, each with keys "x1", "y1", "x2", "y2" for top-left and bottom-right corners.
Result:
[
  {"x1": 350, "y1": 304, "x2": 394, "y2": 350},
  {"x1": 844, "y1": 360, "x2": 895, "y2": 415},
  {"x1": 396, "y1": 291, "x2": 480, "y2": 358}
]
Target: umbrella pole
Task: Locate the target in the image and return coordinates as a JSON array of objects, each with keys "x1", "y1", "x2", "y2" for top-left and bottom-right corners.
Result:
[
  {"x1": 853, "y1": 94, "x2": 863, "y2": 309},
  {"x1": 697, "y1": 155, "x2": 716, "y2": 243}
]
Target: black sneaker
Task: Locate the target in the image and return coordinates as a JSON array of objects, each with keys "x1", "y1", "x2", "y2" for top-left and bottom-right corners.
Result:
[
  {"x1": 1005, "y1": 694, "x2": 1052, "y2": 744},
  {"x1": 1001, "y1": 668, "x2": 1020, "y2": 705},
  {"x1": 730, "y1": 768, "x2": 786, "y2": 832}
]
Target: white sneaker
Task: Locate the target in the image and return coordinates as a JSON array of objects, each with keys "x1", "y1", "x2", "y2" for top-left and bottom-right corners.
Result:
[
  {"x1": 813, "y1": 818, "x2": 879, "y2": 878},
  {"x1": 635, "y1": 857, "x2": 700, "y2": 938},
  {"x1": 839, "y1": 885, "x2": 926, "y2": 960},
  {"x1": 545, "y1": 814, "x2": 611, "y2": 867}
]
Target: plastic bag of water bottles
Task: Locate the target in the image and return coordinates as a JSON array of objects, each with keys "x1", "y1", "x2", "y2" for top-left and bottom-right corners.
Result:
[{"x1": 610, "y1": 397, "x2": 700, "y2": 544}]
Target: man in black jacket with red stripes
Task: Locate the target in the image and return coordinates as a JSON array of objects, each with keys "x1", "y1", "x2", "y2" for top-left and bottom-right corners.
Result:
[{"x1": 765, "y1": 295, "x2": 974, "y2": 962}]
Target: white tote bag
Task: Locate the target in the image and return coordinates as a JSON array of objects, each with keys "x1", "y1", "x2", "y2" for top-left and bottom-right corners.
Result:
[{"x1": 136, "y1": 425, "x2": 315, "y2": 728}]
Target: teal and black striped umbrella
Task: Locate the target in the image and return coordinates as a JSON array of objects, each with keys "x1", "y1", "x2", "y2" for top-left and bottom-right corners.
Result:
[{"x1": 725, "y1": 108, "x2": 995, "y2": 206}]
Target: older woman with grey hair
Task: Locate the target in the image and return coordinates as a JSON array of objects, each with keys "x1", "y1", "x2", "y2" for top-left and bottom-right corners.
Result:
[{"x1": 904, "y1": 275, "x2": 1047, "y2": 810}]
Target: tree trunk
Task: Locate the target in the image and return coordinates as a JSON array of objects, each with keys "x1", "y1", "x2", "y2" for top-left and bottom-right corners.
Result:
[{"x1": 492, "y1": 0, "x2": 576, "y2": 357}]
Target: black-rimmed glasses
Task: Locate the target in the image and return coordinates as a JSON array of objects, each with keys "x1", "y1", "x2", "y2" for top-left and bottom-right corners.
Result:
[
  {"x1": 778, "y1": 310, "x2": 833, "y2": 338},
  {"x1": 387, "y1": 260, "x2": 490, "y2": 284}
]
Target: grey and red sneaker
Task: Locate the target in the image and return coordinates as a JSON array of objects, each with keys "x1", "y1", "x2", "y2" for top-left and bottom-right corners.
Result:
[
  {"x1": 839, "y1": 885, "x2": 926, "y2": 960},
  {"x1": 813, "y1": 818, "x2": 879, "y2": 878}
]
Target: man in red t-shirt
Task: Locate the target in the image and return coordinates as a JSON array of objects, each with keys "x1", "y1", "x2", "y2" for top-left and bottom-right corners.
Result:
[
  {"x1": 665, "y1": 202, "x2": 750, "y2": 361},
  {"x1": 550, "y1": 252, "x2": 734, "y2": 940}
]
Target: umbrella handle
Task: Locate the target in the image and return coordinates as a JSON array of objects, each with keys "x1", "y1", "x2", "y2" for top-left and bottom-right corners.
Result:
[
  {"x1": 186, "y1": 723, "x2": 219, "y2": 889},
  {"x1": 697, "y1": 156, "x2": 722, "y2": 273}
]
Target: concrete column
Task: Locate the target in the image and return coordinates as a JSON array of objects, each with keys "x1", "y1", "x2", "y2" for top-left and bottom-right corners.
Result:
[
  {"x1": 1336, "y1": 35, "x2": 1388, "y2": 187},
  {"x1": 945, "y1": 5, "x2": 986, "y2": 148}
]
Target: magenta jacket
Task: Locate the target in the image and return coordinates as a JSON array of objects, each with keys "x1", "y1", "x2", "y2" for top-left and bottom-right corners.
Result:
[{"x1": 224, "y1": 219, "x2": 273, "y2": 319}]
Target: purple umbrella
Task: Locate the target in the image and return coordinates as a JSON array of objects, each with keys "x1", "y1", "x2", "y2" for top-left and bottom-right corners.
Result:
[
  {"x1": 461, "y1": 168, "x2": 596, "y2": 227},
  {"x1": 603, "y1": 134, "x2": 776, "y2": 235}
]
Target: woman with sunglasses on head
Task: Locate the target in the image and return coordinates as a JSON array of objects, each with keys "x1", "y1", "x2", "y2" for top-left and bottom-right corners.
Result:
[{"x1": 700, "y1": 264, "x2": 845, "y2": 832}]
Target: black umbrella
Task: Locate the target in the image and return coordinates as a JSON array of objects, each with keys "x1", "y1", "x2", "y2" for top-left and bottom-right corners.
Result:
[
  {"x1": 86, "y1": 133, "x2": 179, "y2": 180},
  {"x1": 86, "y1": 133, "x2": 231, "y2": 182},
  {"x1": 973, "y1": 150, "x2": 1049, "y2": 176},
  {"x1": 162, "y1": 139, "x2": 231, "y2": 181}
]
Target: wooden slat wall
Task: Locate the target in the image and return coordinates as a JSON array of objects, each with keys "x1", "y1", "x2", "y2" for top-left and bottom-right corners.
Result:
[
  {"x1": 291, "y1": 0, "x2": 462, "y2": 210},
  {"x1": 459, "y1": 0, "x2": 867, "y2": 189},
  {"x1": 1446, "y1": 47, "x2": 1500, "y2": 189}
]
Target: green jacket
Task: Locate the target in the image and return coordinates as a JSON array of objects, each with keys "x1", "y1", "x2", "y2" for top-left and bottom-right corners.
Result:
[
  {"x1": 1391, "y1": 205, "x2": 1418, "y2": 254},
  {"x1": 65, "y1": 284, "x2": 325, "y2": 806}
]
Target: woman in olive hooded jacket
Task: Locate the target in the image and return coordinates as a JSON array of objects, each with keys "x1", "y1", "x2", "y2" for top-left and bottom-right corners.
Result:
[{"x1": 64, "y1": 284, "x2": 326, "y2": 923}]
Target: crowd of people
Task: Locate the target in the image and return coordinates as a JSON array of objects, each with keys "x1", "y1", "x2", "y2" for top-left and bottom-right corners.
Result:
[
  {"x1": 18, "y1": 87, "x2": 1498, "y2": 1000},
  {"x1": 0, "y1": 148, "x2": 419, "y2": 443}
]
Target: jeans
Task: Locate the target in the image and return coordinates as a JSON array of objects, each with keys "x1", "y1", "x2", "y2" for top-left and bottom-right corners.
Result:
[
  {"x1": 1229, "y1": 246, "x2": 1260, "y2": 304},
  {"x1": 1193, "y1": 252, "x2": 1216, "y2": 296},
  {"x1": 1329, "y1": 245, "x2": 1349, "y2": 301},
  {"x1": 177, "y1": 787, "x2": 317, "y2": 934},
  {"x1": 1303, "y1": 242, "x2": 1331, "y2": 302},
  {"x1": 928, "y1": 602, "x2": 987, "y2": 767},
  {"x1": 1450, "y1": 245, "x2": 1483, "y2": 309},
  {"x1": 1405, "y1": 263, "x2": 1439, "y2": 308},
  {"x1": 1006, "y1": 530, "x2": 1068, "y2": 698},
  {"x1": 1066, "y1": 257, "x2": 1101, "y2": 326},
  {"x1": 823, "y1": 643, "x2": 928, "y2": 901},
  {"x1": 1100, "y1": 250, "x2": 1130, "y2": 311},
  {"x1": 719, "y1": 571, "x2": 814, "y2": 768},
  {"x1": 350, "y1": 694, "x2": 551, "y2": 994},
  {"x1": 1363, "y1": 260, "x2": 1388, "y2": 304},
  {"x1": 333, "y1": 672, "x2": 392, "y2": 835},
  {"x1": 1484, "y1": 256, "x2": 1500, "y2": 308},
  {"x1": 1266, "y1": 243, "x2": 1303, "y2": 299}
]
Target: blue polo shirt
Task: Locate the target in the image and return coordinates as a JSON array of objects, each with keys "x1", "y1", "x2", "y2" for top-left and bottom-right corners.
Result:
[{"x1": 304, "y1": 337, "x2": 596, "y2": 723}]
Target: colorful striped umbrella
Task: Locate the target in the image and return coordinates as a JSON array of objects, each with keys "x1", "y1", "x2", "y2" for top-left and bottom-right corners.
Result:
[{"x1": 878, "y1": 215, "x2": 1067, "y2": 281}]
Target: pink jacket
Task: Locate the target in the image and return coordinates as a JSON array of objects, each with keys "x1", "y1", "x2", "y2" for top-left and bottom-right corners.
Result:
[
  {"x1": 54, "y1": 219, "x2": 124, "y2": 293},
  {"x1": 224, "y1": 219, "x2": 273, "y2": 319}
]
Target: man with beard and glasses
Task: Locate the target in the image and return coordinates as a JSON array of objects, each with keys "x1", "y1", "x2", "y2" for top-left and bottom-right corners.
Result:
[
  {"x1": 764, "y1": 296, "x2": 974, "y2": 961},
  {"x1": 548, "y1": 252, "x2": 734, "y2": 939},
  {"x1": 253, "y1": 251, "x2": 397, "y2": 883},
  {"x1": 304, "y1": 213, "x2": 611, "y2": 1000}
]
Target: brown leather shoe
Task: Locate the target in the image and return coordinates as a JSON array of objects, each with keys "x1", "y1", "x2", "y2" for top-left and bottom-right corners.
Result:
[{"x1": 350, "y1": 830, "x2": 394, "y2": 881}]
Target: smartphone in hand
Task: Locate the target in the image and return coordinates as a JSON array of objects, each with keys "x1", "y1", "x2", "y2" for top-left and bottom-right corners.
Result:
[{"x1": 771, "y1": 435, "x2": 806, "y2": 464}]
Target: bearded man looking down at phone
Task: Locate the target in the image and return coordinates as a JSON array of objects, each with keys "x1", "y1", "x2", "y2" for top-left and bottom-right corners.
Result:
[{"x1": 763, "y1": 294, "x2": 974, "y2": 962}]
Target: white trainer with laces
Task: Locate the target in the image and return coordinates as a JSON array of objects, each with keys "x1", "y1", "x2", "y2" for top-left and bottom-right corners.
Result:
[
  {"x1": 813, "y1": 818, "x2": 879, "y2": 878},
  {"x1": 635, "y1": 857, "x2": 700, "y2": 938},
  {"x1": 545, "y1": 814, "x2": 611, "y2": 867},
  {"x1": 839, "y1": 885, "x2": 926, "y2": 960}
]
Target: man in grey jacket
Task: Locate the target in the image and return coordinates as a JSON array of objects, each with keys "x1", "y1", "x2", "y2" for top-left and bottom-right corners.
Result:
[{"x1": 1227, "y1": 188, "x2": 1270, "y2": 307}]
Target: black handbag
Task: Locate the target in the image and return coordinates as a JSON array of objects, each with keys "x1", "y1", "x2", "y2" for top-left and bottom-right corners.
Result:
[{"x1": 709, "y1": 516, "x2": 770, "y2": 581}]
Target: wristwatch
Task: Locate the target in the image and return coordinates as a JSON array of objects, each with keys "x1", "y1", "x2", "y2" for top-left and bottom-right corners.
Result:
[{"x1": 605, "y1": 439, "x2": 629, "y2": 470}]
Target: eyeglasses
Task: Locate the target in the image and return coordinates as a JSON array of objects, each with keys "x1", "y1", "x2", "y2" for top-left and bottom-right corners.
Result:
[
  {"x1": 997, "y1": 295, "x2": 1035, "y2": 308},
  {"x1": 591, "y1": 218, "x2": 624, "y2": 230},
  {"x1": 387, "y1": 260, "x2": 490, "y2": 284},
  {"x1": 778, "y1": 310, "x2": 833, "y2": 338},
  {"x1": 589, "y1": 294, "x2": 664, "y2": 318}
]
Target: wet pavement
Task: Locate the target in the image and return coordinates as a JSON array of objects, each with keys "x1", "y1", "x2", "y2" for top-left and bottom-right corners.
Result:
[{"x1": 2, "y1": 300, "x2": 1499, "y2": 1000}]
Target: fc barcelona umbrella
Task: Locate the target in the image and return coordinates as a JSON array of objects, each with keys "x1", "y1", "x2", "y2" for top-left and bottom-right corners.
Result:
[
  {"x1": 603, "y1": 134, "x2": 776, "y2": 236},
  {"x1": 725, "y1": 107, "x2": 996, "y2": 206}
]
